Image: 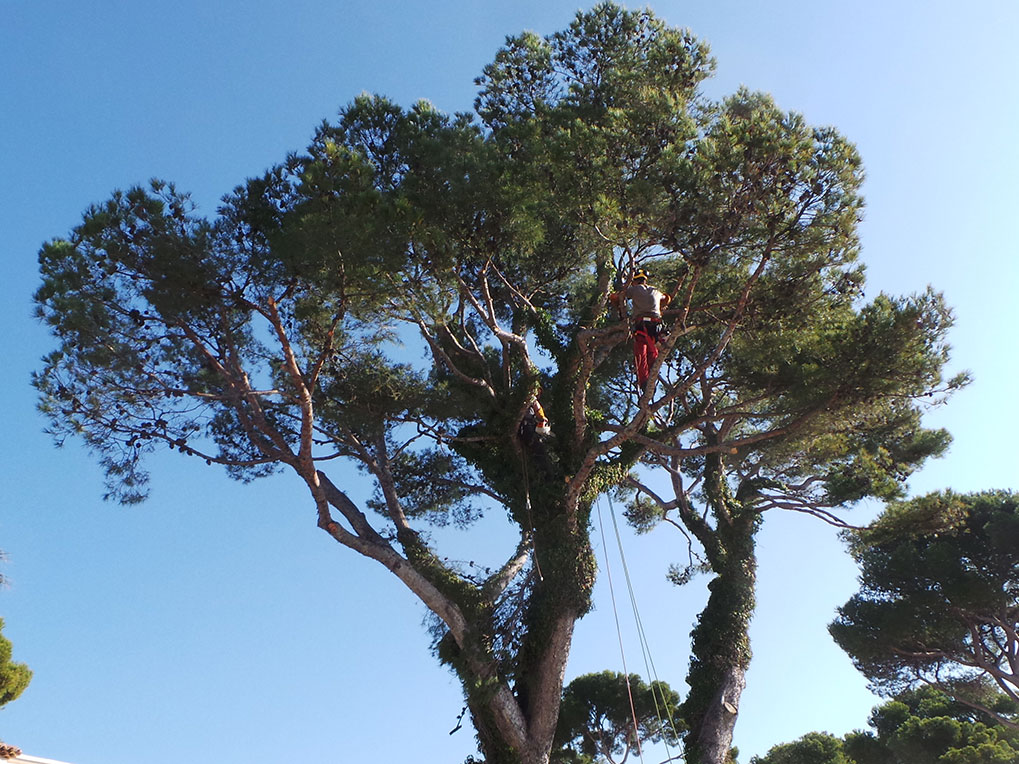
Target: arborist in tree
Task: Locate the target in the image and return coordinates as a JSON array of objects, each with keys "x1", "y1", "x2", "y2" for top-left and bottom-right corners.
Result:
[
  {"x1": 518, "y1": 390, "x2": 551, "y2": 444},
  {"x1": 517, "y1": 389, "x2": 555, "y2": 486},
  {"x1": 609, "y1": 269, "x2": 671, "y2": 390}
]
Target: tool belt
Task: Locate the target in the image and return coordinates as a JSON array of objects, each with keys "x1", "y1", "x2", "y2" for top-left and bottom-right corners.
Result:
[{"x1": 633, "y1": 317, "x2": 663, "y2": 341}]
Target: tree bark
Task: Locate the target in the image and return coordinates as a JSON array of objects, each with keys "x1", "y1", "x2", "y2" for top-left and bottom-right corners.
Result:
[
  {"x1": 694, "y1": 662, "x2": 746, "y2": 764},
  {"x1": 681, "y1": 518, "x2": 757, "y2": 764},
  {"x1": 522, "y1": 611, "x2": 577, "y2": 764}
]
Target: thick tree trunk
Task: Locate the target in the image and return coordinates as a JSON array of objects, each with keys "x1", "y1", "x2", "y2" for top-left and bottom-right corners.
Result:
[
  {"x1": 319, "y1": 411, "x2": 592, "y2": 764},
  {"x1": 510, "y1": 469, "x2": 594, "y2": 764},
  {"x1": 681, "y1": 519, "x2": 757, "y2": 764},
  {"x1": 468, "y1": 695, "x2": 529, "y2": 764},
  {"x1": 436, "y1": 481, "x2": 589, "y2": 764},
  {"x1": 464, "y1": 604, "x2": 578, "y2": 764},
  {"x1": 694, "y1": 662, "x2": 746, "y2": 764},
  {"x1": 467, "y1": 622, "x2": 573, "y2": 764},
  {"x1": 521, "y1": 611, "x2": 576, "y2": 764}
]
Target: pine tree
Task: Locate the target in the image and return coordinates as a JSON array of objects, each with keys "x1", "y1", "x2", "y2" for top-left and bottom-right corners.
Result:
[{"x1": 33, "y1": 5, "x2": 959, "y2": 761}]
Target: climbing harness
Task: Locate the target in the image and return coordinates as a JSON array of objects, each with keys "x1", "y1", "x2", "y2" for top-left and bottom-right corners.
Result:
[{"x1": 633, "y1": 317, "x2": 663, "y2": 341}]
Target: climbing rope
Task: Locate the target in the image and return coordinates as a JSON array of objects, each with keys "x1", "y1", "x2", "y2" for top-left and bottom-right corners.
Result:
[
  {"x1": 596, "y1": 499, "x2": 646, "y2": 764},
  {"x1": 601, "y1": 494, "x2": 684, "y2": 761},
  {"x1": 519, "y1": 453, "x2": 544, "y2": 582}
]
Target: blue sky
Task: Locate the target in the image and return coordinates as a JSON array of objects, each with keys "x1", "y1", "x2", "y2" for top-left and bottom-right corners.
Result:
[{"x1": 2, "y1": 1, "x2": 1017, "y2": 762}]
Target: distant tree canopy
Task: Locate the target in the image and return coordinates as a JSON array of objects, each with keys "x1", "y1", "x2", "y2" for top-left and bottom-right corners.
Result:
[
  {"x1": 751, "y1": 687, "x2": 1019, "y2": 764},
  {"x1": 831, "y1": 491, "x2": 1019, "y2": 728},
  {"x1": 751, "y1": 732, "x2": 850, "y2": 764},
  {"x1": 33, "y1": 3, "x2": 962, "y2": 763},
  {"x1": 552, "y1": 671, "x2": 683, "y2": 764}
]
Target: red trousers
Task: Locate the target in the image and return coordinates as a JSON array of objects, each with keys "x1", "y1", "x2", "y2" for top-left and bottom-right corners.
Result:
[{"x1": 633, "y1": 329, "x2": 658, "y2": 388}]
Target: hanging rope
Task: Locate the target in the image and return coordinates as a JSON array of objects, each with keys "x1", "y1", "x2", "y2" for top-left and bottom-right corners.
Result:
[
  {"x1": 596, "y1": 500, "x2": 646, "y2": 764},
  {"x1": 603, "y1": 494, "x2": 685, "y2": 759},
  {"x1": 519, "y1": 453, "x2": 544, "y2": 582}
]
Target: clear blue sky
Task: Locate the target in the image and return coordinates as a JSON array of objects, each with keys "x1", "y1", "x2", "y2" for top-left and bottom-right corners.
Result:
[{"x1": 2, "y1": 1, "x2": 1016, "y2": 762}]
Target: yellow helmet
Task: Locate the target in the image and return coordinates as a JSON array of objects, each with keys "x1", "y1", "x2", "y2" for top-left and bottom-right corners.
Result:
[{"x1": 633, "y1": 269, "x2": 649, "y2": 282}]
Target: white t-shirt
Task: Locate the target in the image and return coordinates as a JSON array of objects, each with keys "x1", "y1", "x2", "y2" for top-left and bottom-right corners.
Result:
[{"x1": 625, "y1": 283, "x2": 667, "y2": 321}]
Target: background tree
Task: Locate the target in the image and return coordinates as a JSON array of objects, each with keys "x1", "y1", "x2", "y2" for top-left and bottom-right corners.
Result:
[
  {"x1": 0, "y1": 617, "x2": 32, "y2": 760},
  {"x1": 32, "y1": 4, "x2": 959, "y2": 763},
  {"x1": 0, "y1": 619, "x2": 31, "y2": 709},
  {"x1": 831, "y1": 491, "x2": 1019, "y2": 729},
  {"x1": 749, "y1": 732, "x2": 850, "y2": 764},
  {"x1": 552, "y1": 671, "x2": 683, "y2": 764},
  {"x1": 750, "y1": 687, "x2": 1019, "y2": 764}
]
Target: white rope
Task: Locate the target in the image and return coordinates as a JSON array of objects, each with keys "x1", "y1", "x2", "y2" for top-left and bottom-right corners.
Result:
[
  {"x1": 597, "y1": 500, "x2": 646, "y2": 764},
  {"x1": 604, "y1": 495, "x2": 683, "y2": 759}
]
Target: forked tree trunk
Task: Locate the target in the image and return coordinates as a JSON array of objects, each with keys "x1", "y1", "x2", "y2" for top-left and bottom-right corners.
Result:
[
  {"x1": 467, "y1": 613, "x2": 576, "y2": 764},
  {"x1": 451, "y1": 479, "x2": 591, "y2": 764}
]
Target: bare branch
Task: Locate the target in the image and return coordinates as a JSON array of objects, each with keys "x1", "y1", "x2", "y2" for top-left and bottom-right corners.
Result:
[{"x1": 483, "y1": 538, "x2": 532, "y2": 602}]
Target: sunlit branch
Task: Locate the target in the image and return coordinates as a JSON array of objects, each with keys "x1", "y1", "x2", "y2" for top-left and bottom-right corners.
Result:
[
  {"x1": 265, "y1": 295, "x2": 317, "y2": 469},
  {"x1": 456, "y1": 263, "x2": 533, "y2": 377},
  {"x1": 483, "y1": 538, "x2": 532, "y2": 602},
  {"x1": 758, "y1": 501, "x2": 862, "y2": 530},
  {"x1": 415, "y1": 318, "x2": 497, "y2": 397},
  {"x1": 371, "y1": 431, "x2": 415, "y2": 534},
  {"x1": 488, "y1": 259, "x2": 537, "y2": 313},
  {"x1": 175, "y1": 318, "x2": 294, "y2": 463},
  {"x1": 307, "y1": 312, "x2": 342, "y2": 391}
]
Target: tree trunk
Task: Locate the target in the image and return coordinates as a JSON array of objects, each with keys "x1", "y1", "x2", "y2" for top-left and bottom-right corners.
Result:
[
  {"x1": 464, "y1": 614, "x2": 574, "y2": 764},
  {"x1": 681, "y1": 518, "x2": 757, "y2": 764},
  {"x1": 510, "y1": 474, "x2": 595, "y2": 764},
  {"x1": 521, "y1": 611, "x2": 577, "y2": 764},
  {"x1": 693, "y1": 661, "x2": 747, "y2": 764},
  {"x1": 438, "y1": 476, "x2": 591, "y2": 764}
]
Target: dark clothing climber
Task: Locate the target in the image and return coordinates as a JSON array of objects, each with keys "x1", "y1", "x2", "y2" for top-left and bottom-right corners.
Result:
[{"x1": 518, "y1": 395, "x2": 551, "y2": 441}]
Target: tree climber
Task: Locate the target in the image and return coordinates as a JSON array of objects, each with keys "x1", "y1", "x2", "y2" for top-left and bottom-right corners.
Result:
[
  {"x1": 518, "y1": 389, "x2": 555, "y2": 483},
  {"x1": 609, "y1": 269, "x2": 671, "y2": 390},
  {"x1": 519, "y1": 391, "x2": 551, "y2": 443},
  {"x1": 529, "y1": 395, "x2": 551, "y2": 437}
]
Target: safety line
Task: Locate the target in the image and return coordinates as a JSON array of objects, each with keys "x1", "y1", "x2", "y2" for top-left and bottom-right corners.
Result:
[
  {"x1": 519, "y1": 454, "x2": 544, "y2": 581},
  {"x1": 596, "y1": 500, "x2": 646, "y2": 764},
  {"x1": 605, "y1": 494, "x2": 684, "y2": 757}
]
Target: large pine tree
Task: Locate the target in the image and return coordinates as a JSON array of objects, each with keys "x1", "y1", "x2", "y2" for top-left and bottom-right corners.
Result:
[{"x1": 34, "y1": 5, "x2": 960, "y2": 762}]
